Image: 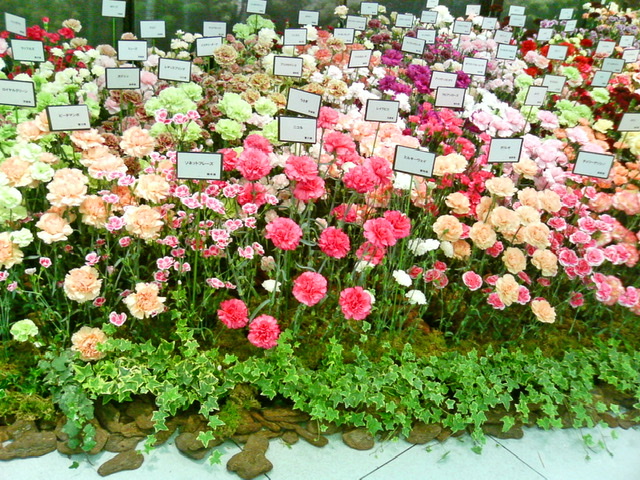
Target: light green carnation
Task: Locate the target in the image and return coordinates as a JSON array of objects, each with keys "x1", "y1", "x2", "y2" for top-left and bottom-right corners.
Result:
[
  {"x1": 0, "y1": 205, "x2": 27, "y2": 222},
  {"x1": 254, "y1": 97, "x2": 278, "y2": 117},
  {"x1": 10, "y1": 319, "x2": 39, "y2": 342},
  {"x1": 515, "y1": 74, "x2": 534, "y2": 90},
  {"x1": 259, "y1": 119, "x2": 280, "y2": 145},
  {"x1": 232, "y1": 23, "x2": 253, "y2": 39},
  {"x1": 556, "y1": 100, "x2": 593, "y2": 127},
  {"x1": 180, "y1": 121, "x2": 204, "y2": 143},
  {"x1": 219, "y1": 93, "x2": 253, "y2": 122},
  {"x1": 10, "y1": 228, "x2": 33, "y2": 248},
  {"x1": 30, "y1": 162, "x2": 55, "y2": 182},
  {"x1": 591, "y1": 87, "x2": 610, "y2": 104},
  {"x1": 0, "y1": 186, "x2": 22, "y2": 210},
  {"x1": 179, "y1": 83, "x2": 203, "y2": 102},
  {"x1": 145, "y1": 86, "x2": 198, "y2": 116},
  {"x1": 215, "y1": 119, "x2": 244, "y2": 141}
]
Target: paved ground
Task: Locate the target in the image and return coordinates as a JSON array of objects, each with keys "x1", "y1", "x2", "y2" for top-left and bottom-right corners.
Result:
[{"x1": 3, "y1": 426, "x2": 639, "y2": 480}]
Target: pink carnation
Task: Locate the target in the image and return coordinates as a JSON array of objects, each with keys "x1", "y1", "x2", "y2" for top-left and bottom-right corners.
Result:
[
  {"x1": 237, "y1": 147, "x2": 272, "y2": 181},
  {"x1": 365, "y1": 156, "x2": 393, "y2": 187},
  {"x1": 363, "y1": 218, "x2": 397, "y2": 248},
  {"x1": 293, "y1": 176, "x2": 325, "y2": 202},
  {"x1": 319, "y1": 227, "x2": 351, "y2": 258},
  {"x1": 285, "y1": 155, "x2": 318, "y2": 182},
  {"x1": 318, "y1": 107, "x2": 339, "y2": 129},
  {"x1": 248, "y1": 314, "x2": 281, "y2": 349},
  {"x1": 339, "y1": 286, "x2": 372, "y2": 320},
  {"x1": 462, "y1": 271, "x2": 483, "y2": 291},
  {"x1": 487, "y1": 292, "x2": 505, "y2": 310},
  {"x1": 383, "y1": 210, "x2": 411, "y2": 239},
  {"x1": 323, "y1": 131, "x2": 357, "y2": 156},
  {"x1": 292, "y1": 272, "x2": 327, "y2": 306},
  {"x1": 217, "y1": 299, "x2": 249, "y2": 329},
  {"x1": 356, "y1": 242, "x2": 386, "y2": 265},
  {"x1": 243, "y1": 134, "x2": 273, "y2": 154},
  {"x1": 265, "y1": 217, "x2": 303, "y2": 250},
  {"x1": 343, "y1": 165, "x2": 378, "y2": 193}
]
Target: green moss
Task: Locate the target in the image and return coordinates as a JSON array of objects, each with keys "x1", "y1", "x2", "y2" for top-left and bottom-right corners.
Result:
[{"x1": 0, "y1": 391, "x2": 56, "y2": 422}]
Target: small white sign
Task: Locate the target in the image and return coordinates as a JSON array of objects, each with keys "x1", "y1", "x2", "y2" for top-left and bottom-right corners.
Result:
[
  {"x1": 203, "y1": 21, "x2": 227, "y2": 37},
  {"x1": 195, "y1": 37, "x2": 223, "y2": 57},
  {"x1": 537, "y1": 28, "x2": 553, "y2": 42},
  {"x1": 462, "y1": 57, "x2": 488, "y2": 76},
  {"x1": 546, "y1": 44, "x2": 568, "y2": 61},
  {"x1": 10, "y1": 39, "x2": 45, "y2": 62},
  {"x1": 558, "y1": 8, "x2": 574, "y2": 20},
  {"x1": 564, "y1": 19, "x2": 577, "y2": 32},
  {"x1": 509, "y1": 14, "x2": 526, "y2": 28},
  {"x1": 496, "y1": 43, "x2": 518, "y2": 60},
  {"x1": 487, "y1": 138, "x2": 524, "y2": 163},
  {"x1": 434, "y1": 87, "x2": 466, "y2": 109},
  {"x1": 622, "y1": 49, "x2": 639, "y2": 63},
  {"x1": 287, "y1": 88, "x2": 322, "y2": 118},
  {"x1": 298, "y1": 10, "x2": 319, "y2": 26},
  {"x1": 601, "y1": 57, "x2": 625, "y2": 73},
  {"x1": 509, "y1": 5, "x2": 525, "y2": 15},
  {"x1": 140, "y1": 20, "x2": 165, "y2": 39},
  {"x1": 524, "y1": 85, "x2": 548, "y2": 107},
  {"x1": 176, "y1": 152, "x2": 222, "y2": 180},
  {"x1": 452, "y1": 20, "x2": 472, "y2": 35},
  {"x1": 278, "y1": 116, "x2": 317, "y2": 144},
  {"x1": 393, "y1": 145, "x2": 436, "y2": 178},
  {"x1": 573, "y1": 151, "x2": 614, "y2": 179},
  {"x1": 595, "y1": 40, "x2": 616, "y2": 57},
  {"x1": 591, "y1": 70, "x2": 612, "y2": 88},
  {"x1": 482, "y1": 17, "x2": 498, "y2": 30},
  {"x1": 46, "y1": 105, "x2": 91, "y2": 131},
  {"x1": 0, "y1": 79, "x2": 36, "y2": 107},
  {"x1": 333, "y1": 28, "x2": 355, "y2": 44},
  {"x1": 5, "y1": 13, "x2": 26, "y2": 36},
  {"x1": 426, "y1": 0, "x2": 439, "y2": 7},
  {"x1": 395, "y1": 13, "x2": 415, "y2": 28},
  {"x1": 158, "y1": 58, "x2": 192, "y2": 83},
  {"x1": 283, "y1": 28, "x2": 307, "y2": 46},
  {"x1": 246, "y1": 0, "x2": 267, "y2": 14},
  {"x1": 416, "y1": 29, "x2": 436, "y2": 44},
  {"x1": 619, "y1": 35, "x2": 634, "y2": 48},
  {"x1": 466, "y1": 5, "x2": 481, "y2": 16},
  {"x1": 346, "y1": 15, "x2": 367, "y2": 31},
  {"x1": 429, "y1": 71, "x2": 458, "y2": 89},
  {"x1": 494, "y1": 30, "x2": 513, "y2": 44},
  {"x1": 273, "y1": 56, "x2": 304, "y2": 77},
  {"x1": 364, "y1": 100, "x2": 400, "y2": 123},
  {"x1": 117, "y1": 40, "x2": 148, "y2": 61},
  {"x1": 360, "y1": 2, "x2": 378, "y2": 15},
  {"x1": 420, "y1": 11, "x2": 438, "y2": 24},
  {"x1": 541, "y1": 74, "x2": 566, "y2": 93},
  {"x1": 348, "y1": 49, "x2": 373, "y2": 68},
  {"x1": 105, "y1": 68, "x2": 141, "y2": 90},
  {"x1": 102, "y1": 0, "x2": 126, "y2": 18},
  {"x1": 401, "y1": 36, "x2": 426, "y2": 55},
  {"x1": 618, "y1": 113, "x2": 640, "y2": 132}
]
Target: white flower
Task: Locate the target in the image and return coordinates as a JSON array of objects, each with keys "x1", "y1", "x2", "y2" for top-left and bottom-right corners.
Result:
[
  {"x1": 262, "y1": 279, "x2": 281, "y2": 292},
  {"x1": 393, "y1": 270, "x2": 412, "y2": 287},
  {"x1": 408, "y1": 238, "x2": 439, "y2": 256},
  {"x1": 354, "y1": 260, "x2": 375, "y2": 273},
  {"x1": 393, "y1": 172, "x2": 413, "y2": 190},
  {"x1": 10, "y1": 228, "x2": 34, "y2": 248},
  {"x1": 406, "y1": 290, "x2": 427, "y2": 305},
  {"x1": 365, "y1": 290, "x2": 376, "y2": 304},
  {"x1": 440, "y1": 241, "x2": 454, "y2": 258}
]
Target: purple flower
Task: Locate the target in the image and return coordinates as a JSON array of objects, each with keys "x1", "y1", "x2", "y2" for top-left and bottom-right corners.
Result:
[{"x1": 381, "y1": 49, "x2": 404, "y2": 66}]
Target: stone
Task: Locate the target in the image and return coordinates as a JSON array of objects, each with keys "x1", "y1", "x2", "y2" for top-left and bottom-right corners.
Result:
[
  {"x1": 342, "y1": 428, "x2": 375, "y2": 450},
  {"x1": 175, "y1": 431, "x2": 222, "y2": 460},
  {"x1": 227, "y1": 433, "x2": 273, "y2": 480},
  {"x1": 406, "y1": 422, "x2": 442, "y2": 445},
  {"x1": 481, "y1": 423, "x2": 524, "y2": 440},
  {"x1": 97, "y1": 450, "x2": 144, "y2": 477},
  {"x1": 125, "y1": 403, "x2": 155, "y2": 431},
  {"x1": 95, "y1": 403, "x2": 122, "y2": 433},
  {"x1": 0, "y1": 426, "x2": 11, "y2": 443},
  {"x1": 181, "y1": 414, "x2": 207, "y2": 434},
  {"x1": 249, "y1": 411, "x2": 281, "y2": 432},
  {"x1": 119, "y1": 422, "x2": 146, "y2": 438},
  {"x1": 306, "y1": 420, "x2": 340, "y2": 436},
  {"x1": 280, "y1": 422, "x2": 328, "y2": 448},
  {"x1": 6, "y1": 420, "x2": 38, "y2": 439},
  {"x1": 619, "y1": 410, "x2": 640, "y2": 429},
  {"x1": 153, "y1": 417, "x2": 181, "y2": 447},
  {"x1": 87, "y1": 423, "x2": 110, "y2": 455},
  {"x1": 56, "y1": 440, "x2": 84, "y2": 455},
  {"x1": 234, "y1": 411, "x2": 262, "y2": 435},
  {"x1": 261, "y1": 407, "x2": 310, "y2": 424},
  {"x1": 436, "y1": 428, "x2": 452, "y2": 443},
  {"x1": 0, "y1": 431, "x2": 56, "y2": 460},
  {"x1": 282, "y1": 430, "x2": 299, "y2": 445},
  {"x1": 600, "y1": 413, "x2": 619, "y2": 429},
  {"x1": 104, "y1": 434, "x2": 144, "y2": 452}
]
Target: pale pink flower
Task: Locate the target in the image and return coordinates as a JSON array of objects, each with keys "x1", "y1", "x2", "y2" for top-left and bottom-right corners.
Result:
[
  {"x1": 123, "y1": 282, "x2": 166, "y2": 319},
  {"x1": 462, "y1": 271, "x2": 483, "y2": 291},
  {"x1": 109, "y1": 312, "x2": 128, "y2": 326}
]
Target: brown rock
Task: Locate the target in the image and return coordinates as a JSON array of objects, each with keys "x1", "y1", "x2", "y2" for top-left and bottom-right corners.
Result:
[
  {"x1": 153, "y1": 418, "x2": 181, "y2": 447},
  {"x1": 95, "y1": 403, "x2": 123, "y2": 433},
  {"x1": 56, "y1": 440, "x2": 84, "y2": 455},
  {"x1": 482, "y1": 423, "x2": 524, "y2": 440},
  {"x1": 600, "y1": 413, "x2": 619, "y2": 428},
  {"x1": 0, "y1": 426, "x2": 11, "y2": 442},
  {"x1": 306, "y1": 420, "x2": 340, "y2": 435},
  {"x1": 261, "y1": 407, "x2": 310, "y2": 424},
  {"x1": 234, "y1": 411, "x2": 262, "y2": 435},
  {"x1": 126, "y1": 403, "x2": 155, "y2": 431},
  {"x1": 88, "y1": 423, "x2": 110, "y2": 455},
  {"x1": 282, "y1": 430, "x2": 299, "y2": 445},
  {"x1": 119, "y1": 421, "x2": 146, "y2": 438},
  {"x1": 227, "y1": 433, "x2": 273, "y2": 480},
  {"x1": 280, "y1": 422, "x2": 328, "y2": 447},
  {"x1": 619, "y1": 410, "x2": 640, "y2": 429},
  {"x1": 37, "y1": 419, "x2": 57, "y2": 431},
  {"x1": 182, "y1": 414, "x2": 207, "y2": 434},
  {"x1": 105, "y1": 434, "x2": 144, "y2": 452},
  {"x1": 6, "y1": 420, "x2": 38, "y2": 439},
  {"x1": 406, "y1": 422, "x2": 442, "y2": 445},
  {"x1": 97, "y1": 450, "x2": 144, "y2": 477},
  {"x1": 249, "y1": 411, "x2": 281, "y2": 432},
  {"x1": 342, "y1": 428, "x2": 375, "y2": 450},
  {"x1": 0, "y1": 431, "x2": 56, "y2": 460},
  {"x1": 436, "y1": 428, "x2": 452, "y2": 443},
  {"x1": 175, "y1": 431, "x2": 222, "y2": 460}
]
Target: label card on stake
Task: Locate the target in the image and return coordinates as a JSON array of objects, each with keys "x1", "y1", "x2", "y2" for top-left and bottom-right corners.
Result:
[
  {"x1": 10, "y1": 39, "x2": 45, "y2": 62},
  {"x1": 494, "y1": 30, "x2": 513, "y2": 44},
  {"x1": 105, "y1": 68, "x2": 141, "y2": 90},
  {"x1": 558, "y1": 8, "x2": 574, "y2": 20},
  {"x1": 601, "y1": 57, "x2": 625, "y2": 73},
  {"x1": 5, "y1": 13, "x2": 26, "y2": 36},
  {"x1": 176, "y1": 152, "x2": 222, "y2": 180},
  {"x1": 348, "y1": 49, "x2": 373, "y2": 68},
  {"x1": 487, "y1": 138, "x2": 524, "y2": 163},
  {"x1": 573, "y1": 151, "x2": 614, "y2": 179},
  {"x1": 346, "y1": 15, "x2": 367, "y2": 31},
  {"x1": 564, "y1": 19, "x2": 577, "y2": 32},
  {"x1": 462, "y1": 57, "x2": 488, "y2": 76},
  {"x1": 619, "y1": 35, "x2": 634, "y2": 48},
  {"x1": 273, "y1": 56, "x2": 303, "y2": 77},
  {"x1": 591, "y1": 70, "x2": 612, "y2": 88},
  {"x1": 117, "y1": 40, "x2": 148, "y2": 61},
  {"x1": 360, "y1": 2, "x2": 378, "y2": 16},
  {"x1": 618, "y1": 113, "x2": 640, "y2": 132},
  {"x1": 246, "y1": 0, "x2": 267, "y2": 14},
  {"x1": 595, "y1": 40, "x2": 616, "y2": 57},
  {"x1": 435, "y1": 87, "x2": 466, "y2": 109},
  {"x1": 426, "y1": 0, "x2": 439, "y2": 8},
  {"x1": 401, "y1": 36, "x2": 426, "y2": 55},
  {"x1": 195, "y1": 37, "x2": 223, "y2": 57},
  {"x1": 466, "y1": 5, "x2": 481, "y2": 16},
  {"x1": 395, "y1": 13, "x2": 415, "y2": 28},
  {"x1": 364, "y1": 99, "x2": 400, "y2": 123},
  {"x1": 546, "y1": 44, "x2": 568, "y2": 61},
  {"x1": 278, "y1": 116, "x2": 317, "y2": 144},
  {"x1": 416, "y1": 29, "x2": 436, "y2": 44},
  {"x1": 298, "y1": 10, "x2": 319, "y2": 26},
  {"x1": 158, "y1": 58, "x2": 192, "y2": 83},
  {"x1": 420, "y1": 10, "x2": 438, "y2": 24},
  {"x1": 102, "y1": 0, "x2": 126, "y2": 18},
  {"x1": 509, "y1": 14, "x2": 526, "y2": 28},
  {"x1": 283, "y1": 28, "x2": 307, "y2": 46},
  {"x1": 541, "y1": 74, "x2": 567, "y2": 93},
  {"x1": 622, "y1": 49, "x2": 639, "y2": 64},
  {"x1": 393, "y1": 145, "x2": 436, "y2": 178},
  {"x1": 46, "y1": 105, "x2": 91, "y2": 131},
  {"x1": 140, "y1": 21, "x2": 165, "y2": 39},
  {"x1": 496, "y1": 43, "x2": 518, "y2": 60},
  {"x1": 524, "y1": 85, "x2": 548, "y2": 106},
  {"x1": 203, "y1": 21, "x2": 226, "y2": 37},
  {"x1": 333, "y1": 28, "x2": 355, "y2": 44},
  {"x1": 430, "y1": 71, "x2": 458, "y2": 89},
  {"x1": 509, "y1": 5, "x2": 525, "y2": 15},
  {"x1": 287, "y1": 88, "x2": 322, "y2": 118},
  {"x1": 0, "y1": 79, "x2": 36, "y2": 107},
  {"x1": 452, "y1": 20, "x2": 472, "y2": 35},
  {"x1": 537, "y1": 28, "x2": 553, "y2": 42},
  {"x1": 482, "y1": 17, "x2": 498, "y2": 30}
]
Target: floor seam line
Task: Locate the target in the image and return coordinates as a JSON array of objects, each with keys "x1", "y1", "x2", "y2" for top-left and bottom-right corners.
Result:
[
  {"x1": 358, "y1": 443, "x2": 420, "y2": 480},
  {"x1": 489, "y1": 435, "x2": 548, "y2": 480}
]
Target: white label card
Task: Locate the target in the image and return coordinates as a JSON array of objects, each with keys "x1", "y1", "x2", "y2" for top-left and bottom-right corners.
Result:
[
  {"x1": 537, "y1": 28, "x2": 553, "y2": 42},
  {"x1": 278, "y1": 116, "x2": 317, "y2": 143},
  {"x1": 595, "y1": 40, "x2": 616, "y2": 56},
  {"x1": 494, "y1": 30, "x2": 513, "y2": 44},
  {"x1": 564, "y1": 19, "x2": 577, "y2": 32},
  {"x1": 452, "y1": 20, "x2": 472, "y2": 35},
  {"x1": 541, "y1": 74, "x2": 566, "y2": 93},
  {"x1": 591, "y1": 70, "x2": 612, "y2": 88},
  {"x1": 430, "y1": 71, "x2": 457, "y2": 89},
  {"x1": 420, "y1": 11, "x2": 438, "y2": 24},
  {"x1": 140, "y1": 21, "x2": 165, "y2": 39},
  {"x1": 393, "y1": 146, "x2": 436, "y2": 178},
  {"x1": 619, "y1": 35, "x2": 634, "y2": 48},
  {"x1": 509, "y1": 5, "x2": 525, "y2": 15},
  {"x1": 5, "y1": 13, "x2": 26, "y2": 36},
  {"x1": 246, "y1": 0, "x2": 267, "y2": 14},
  {"x1": 102, "y1": 0, "x2": 126, "y2": 18},
  {"x1": 158, "y1": 58, "x2": 192, "y2": 83},
  {"x1": 287, "y1": 88, "x2": 322, "y2": 118},
  {"x1": 346, "y1": 15, "x2": 367, "y2": 31},
  {"x1": 195, "y1": 37, "x2": 223, "y2": 57},
  {"x1": 546, "y1": 44, "x2": 568, "y2": 61},
  {"x1": 496, "y1": 43, "x2": 518, "y2": 60},
  {"x1": 10, "y1": 39, "x2": 45, "y2": 62},
  {"x1": 416, "y1": 29, "x2": 436, "y2": 44},
  {"x1": 46, "y1": 105, "x2": 91, "y2": 131},
  {"x1": 273, "y1": 56, "x2": 303, "y2": 77},
  {"x1": 333, "y1": 28, "x2": 355, "y2": 44},
  {"x1": 509, "y1": 14, "x2": 526, "y2": 28},
  {"x1": 364, "y1": 100, "x2": 399, "y2": 123},
  {"x1": 176, "y1": 152, "x2": 222, "y2": 180},
  {"x1": 618, "y1": 113, "x2": 640, "y2": 132},
  {"x1": 482, "y1": 17, "x2": 498, "y2": 30},
  {"x1": 487, "y1": 138, "x2": 524, "y2": 163},
  {"x1": 622, "y1": 49, "x2": 639, "y2": 63},
  {"x1": 401, "y1": 36, "x2": 426, "y2": 55},
  {"x1": 396, "y1": 13, "x2": 415, "y2": 28},
  {"x1": 466, "y1": 5, "x2": 481, "y2": 16},
  {"x1": 298, "y1": 10, "x2": 319, "y2": 26},
  {"x1": 348, "y1": 49, "x2": 373, "y2": 68},
  {"x1": 203, "y1": 21, "x2": 227, "y2": 37},
  {"x1": 573, "y1": 151, "x2": 614, "y2": 179},
  {"x1": 434, "y1": 87, "x2": 466, "y2": 109},
  {"x1": 360, "y1": 2, "x2": 378, "y2": 15},
  {"x1": 283, "y1": 28, "x2": 307, "y2": 46},
  {"x1": 524, "y1": 86, "x2": 548, "y2": 106},
  {"x1": 105, "y1": 68, "x2": 140, "y2": 90},
  {"x1": 0, "y1": 79, "x2": 36, "y2": 107},
  {"x1": 601, "y1": 57, "x2": 625, "y2": 73},
  {"x1": 426, "y1": 0, "x2": 439, "y2": 7},
  {"x1": 117, "y1": 40, "x2": 148, "y2": 61},
  {"x1": 559, "y1": 8, "x2": 574, "y2": 20},
  {"x1": 462, "y1": 57, "x2": 488, "y2": 76}
]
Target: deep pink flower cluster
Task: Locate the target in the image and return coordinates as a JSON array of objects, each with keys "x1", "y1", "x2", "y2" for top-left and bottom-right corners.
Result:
[
  {"x1": 248, "y1": 315, "x2": 281, "y2": 349},
  {"x1": 339, "y1": 287, "x2": 372, "y2": 320}
]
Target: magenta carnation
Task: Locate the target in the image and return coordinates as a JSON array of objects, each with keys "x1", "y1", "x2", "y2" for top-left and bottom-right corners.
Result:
[{"x1": 236, "y1": 147, "x2": 272, "y2": 181}]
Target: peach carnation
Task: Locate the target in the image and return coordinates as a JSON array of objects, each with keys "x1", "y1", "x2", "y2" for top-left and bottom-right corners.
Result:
[
  {"x1": 538, "y1": 190, "x2": 562, "y2": 213},
  {"x1": 531, "y1": 299, "x2": 556, "y2": 323},
  {"x1": 0, "y1": 232, "x2": 23, "y2": 269},
  {"x1": 495, "y1": 274, "x2": 520, "y2": 306},
  {"x1": 445, "y1": 192, "x2": 471, "y2": 215},
  {"x1": 522, "y1": 222, "x2": 551, "y2": 249},
  {"x1": 433, "y1": 153, "x2": 467, "y2": 176},
  {"x1": 531, "y1": 249, "x2": 558, "y2": 277},
  {"x1": 120, "y1": 126, "x2": 155, "y2": 158},
  {"x1": 35, "y1": 212, "x2": 73, "y2": 244},
  {"x1": 469, "y1": 222, "x2": 497, "y2": 250},
  {"x1": 63, "y1": 266, "x2": 102, "y2": 303},
  {"x1": 123, "y1": 282, "x2": 166, "y2": 319},
  {"x1": 123, "y1": 205, "x2": 164, "y2": 240},
  {"x1": 134, "y1": 174, "x2": 170, "y2": 203},
  {"x1": 0, "y1": 156, "x2": 32, "y2": 187},
  {"x1": 432, "y1": 215, "x2": 463, "y2": 242},
  {"x1": 501, "y1": 247, "x2": 527, "y2": 274},
  {"x1": 485, "y1": 177, "x2": 516, "y2": 197},
  {"x1": 489, "y1": 206, "x2": 520, "y2": 235},
  {"x1": 79, "y1": 195, "x2": 108, "y2": 227},
  {"x1": 46, "y1": 168, "x2": 88, "y2": 207},
  {"x1": 71, "y1": 326, "x2": 108, "y2": 361},
  {"x1": 70, "y1": 129, "x2": 105, "y2": 150}
]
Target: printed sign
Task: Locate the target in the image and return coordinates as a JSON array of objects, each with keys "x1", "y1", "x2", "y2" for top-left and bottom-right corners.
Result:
[
  {"x1": 283, "y1": 28, "x2": 307, "y2": 46},
  {"x1": 102, "y1": 0, "x2": 126, "y2": 18},
  {"x1": 360, "y1": 2, "x2": 378, "y2": 15},
  {"x1": 564, "y1": 19, "x2": 577, "y2": 32},
  {"x1": 622, "y1": 49, "x2": 639, "y2": 63},
  {"x1": 298, "y1": 10, "x2": 319, "y2": 26},
  {"x1": 203, "y1": 21, "x2": 226, "y2": 37},
  {"x1": 537, "y1": 28, "x2": 553, "y2": 42},
  {"x1": 420, "y1": 11, "x2": 438, "y2": 24},
  {"x1": 482, "y1": 17, "x2": 498, "y2": 30},
  {"x1": 619, "y1": 35, "x2": 634, "y2": 48},
  {"x1": 595, "y1": 40, "x2": 616, "y2": 57},
  {"x1": 140, "y1": 21, "x2": 165, "y2": 39},
  {"x1": 176, "y1": 152, "x2": 222, "y2": 180},
  {"x1": 591, "y1": 70, "x2": 612, "y2": 88},
  {"x1": 364, "y1": 100, "x2": 400, "y2": 123},
  {"x1": 287, "y1": 88, "x2": 322, "y2": 118},
  {"x1": 466, "y1": 5, "x2": 481, "y2": 16},
  {"x1": 487, "y1": 138, "x2": 524, "y2": 163},
  {"x1": 10, "y1": 39, "x2": 45, "y2": 62},
  {"x1": 426, "y1": 0, "x2": 439, "y2": 7},
  {"x1": 541, "y1": 74, "x2": 567, "y2": 93},
  {"x1": 393, "y1": 146, "x2": 436, "y2": 178},
  {"x1": 416, "y1": 29, "x2": 436, "y2": 44},
  {"x1": 546, "y1": 44, "x2": 568, "y2": 61},
  {"x1": 273, "y1": 56, "x2": 304, "y2": 77},
  {"x1": 452, "y1": 20, "x2": 472, "y2": 35},
  {"x1": 601, "y1": 57, "x2": 625, "y2": 73},
  {"x1": 5, "y1": 13, "x2": 26, "y2": 36},
  {"x1": 494, "y1": 30, "x2": 513, "y2": 44},
  {"x1": 246, "y1": 0, "x2": 267, "y2": 14},
  {"x1": 278, "y1": 116, "x2": 317, "y2": 143},
  {"x1": 348, "y1": 49, "x2": 373, "y2": 68},
  {"x1": 462, "y1": 57, "x2": 488, "y2": 76},
  {"x1": 573, "y1": 151, "x2": 614, "y2": 179},
  {"x1": 105, "y1": 68, "x2": 141, "y2": 90},
  {"x1": 333, "y1": 28, "x2": 355, "y2": 44},
  {"x1": 195, "y1": 37, "x2": 223, "y2": 57},
  {"x1": 117, "y1": 40, "x2": 148, "y2": 61},
  {"x1": 0, "y1": 79, "x2": 36, "y2": 107},
  {"x1": 46, "y1": 105, "x2": 91, "y2": 131},
  {"x1": 524, "y1": 85, "x2": 548, "y2": 106},
  {"x1": 429, "y1": 71, "x2": 458, "y2": 89},
  {"x1": 395, "y1": 13, "x2": 415, "y2": 28},
  {"x1": 401, "y1": 36, "x2": 426, "y2": 55},
  {"x1": 509, "y1": 5, "x2": 525, "y2": 15},
  {"x1": 509, "y1": 14, "x2": 526, "y2": 28},
  {"x1": 558, "y1": 8, "x2": 574, "y2": 20},
  {"x1": 496, "y1": 43, "x2": 518, "y2": 60},
  {"x1": 158, "y1": 58, "x2": 192, "y2": 83},
  {"x1": 346, "y1": 15, "x2": 367, "y2": 31},
  {"x1": 618, "y1": 113, "x2": 640, "y2": 132},
  {"x1": 434, "y1": 87, "x2": 466, "y2": 109}
]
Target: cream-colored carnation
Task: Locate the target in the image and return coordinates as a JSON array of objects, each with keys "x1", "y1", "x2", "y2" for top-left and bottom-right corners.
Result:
[
  {"x1": 432, "y1": 215, "x2": 463, "y2": 242},
  {"x1": 445, "y1": 192, "x2": 471, "y2": 215},
  {"x1": 88, "y1": 154, "x2": 127, "y2": 179},
  {"x1": 452, "y1": 239, "x2": 471, "y2": 260},
  {"x1": 517, "y1": 187, "x2": 540, "y2": 209},
  {"x1": 538, "y1": 189, "x2": 562, "y2": 213},
  {"x1": 0, "y1": 156, "x2": 32, "y2": 187},
  {"x1": 468, "y1": 222, "x2": 497, "y2": 250},
  {"x1": 501, "y1": 247, "x2": 527, "y2": 274},
  {"x1": 485, "y1": 176, "x2": 516, "y2": 197},
  {"x1": 134, "y1": 174, "x2": 170, "y2": 203},
  {"x1": 531, "y1": 249, "x2": 558, "y2": 276},
  {"x1": 513, "y1": 158, "x2": 539, "y2": 179},
  {"x1": 521, "y1": 222, "x2": 551, "y2": 249},
  {"x1": 71, "y1": 326, "x2": 107, "y2": 361},
  {"x1": 70, "y1": 129, "x2": 105, "y2": 150},
  {"x1": 475, "y1": 196, "x2": 494, "y2": 222},
  {"x1": 120, "y1": 126, "x2": 155, "y2": 158},
  {"x1": 123, "y1": 282, "x2": 166, "y2": 319},
  {"x1": 0, "y1": 232, "x2": 23, "y2": 269},
  {"x1": 515, "y1": 205, "x2": 541, "y2": 225},
  {"x1": 46, "y1": 168, "x2": 88, "y2": 207},
  {"x1": 489, "y1": 206, "x2": 520, "y2": 234},
  {"x1": 79, "y1": 195, "x2": 108, "y2": 227},
  {"x1": 35, "y1": 212, "x2": 73, "y2": 244},
  {"x1": 433, "y1": 153, "x2": 467, "y2": 176},
  {"x1": 63, "y1": 266, "x2": 102, "y2": 303},
  {"x1": 495, "y1": 274, "x2": 520, "y2": 306},
  {"x1": 123, "y1": 205, "x2": 164, "y2": 240},
  {"x1": 531, "y1": 299, "x2": 556, "y2": 323}
]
